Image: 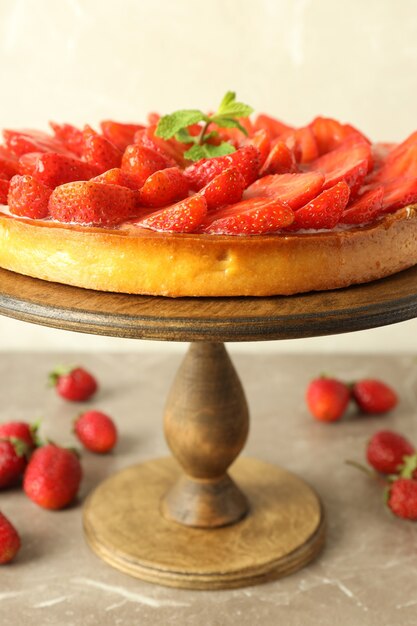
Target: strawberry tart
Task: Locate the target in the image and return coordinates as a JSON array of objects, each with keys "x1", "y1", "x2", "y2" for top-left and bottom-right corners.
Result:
[{"x1": 0, "y1": 93, "x2": 416, "y2": 297}]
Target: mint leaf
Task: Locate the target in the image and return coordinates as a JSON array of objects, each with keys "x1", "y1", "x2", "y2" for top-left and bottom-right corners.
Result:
[
  {"x1": 210, "y1": 116, "x2": 249, "y2": 135},
  {"x1": 184, "y1": 142, "x2": 236, "y2": 161},
  {"x1": 217, "y1": 91, "x2": 253, "y2": 118},
  {"x1": 217, "y1": 91, "x2": 236, "y2": 113},
  {"x1": 155, "y1": 110, "x2": 208, "y2": 139},
  {"x1": 174, "y1": 128, "x2": 198, "y2": 144}
]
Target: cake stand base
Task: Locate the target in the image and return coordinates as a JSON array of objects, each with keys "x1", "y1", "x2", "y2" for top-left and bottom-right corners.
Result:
[{"x1": 83, "y1": 457, "x2": 325, "y2": 590}]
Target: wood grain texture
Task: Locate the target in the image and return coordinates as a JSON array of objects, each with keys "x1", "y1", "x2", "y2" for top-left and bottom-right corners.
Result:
[
  {"x1": 162, "y1": 343, "x2": 249, "y2": 527},
  {"x1": 83, "y1": 457, "x2": 325, "y2": 590},
  {"x1": 0, "y1": 265, "x2": 417, "y2": 341}
]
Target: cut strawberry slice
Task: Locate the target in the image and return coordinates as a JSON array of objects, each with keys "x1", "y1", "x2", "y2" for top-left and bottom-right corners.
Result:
[
  {"x1": 244, "y1": 130, "x2": 271, "y2": 167},
  {"x1": 283, "y1": 127, "x2": 319, "y2": 164},
  {"x1": 381, "y1": 178, "x2": 417, "y2": 212},
  {"x1": 91, "y1": 167, "x2": 139, "y2": 190},
  {"x1": 8, "y1": 175, "x2": 52, "y2": 219},
  {"x1": 134, "y1": 125, "x2": 186, "y2": 167},
  {"x1": 49, "y1": 122, "x2": 84, "y2": 157},
  {"x1": 121, "y1": 144, "x2": 169, "y2": 187},
  {"x1": 201, "y1": 197, "x2": 294, "y2": 235},
  {"x1": 100, "y1": 120, "x2": 145, "y2": 152},
  {"x1": 3, "y1": 129, "x2": 73, "y2": 157},
  {"x1": 372, "y1": 143, "x2": 417, "y2": 182},
  {"x1": 253, "y1": 114, "x2": 293, "y2": 139},
  {"x1": 341, "y1": 186, "x2": 384, "y2": 224},
  {"x1": 244, "y1": 172, "x2": 324, "y2": 210},
  {"x1": 200, "y1": 167, "x2": 246, "y2": 211},
  {"x1": 184, "y1": 145, "x2": 260, "y2": 191},
  {"x1": 81, "y1": 126, "x2": 123, "y2": 173},
  {"x1": 0, "y1": 146, "x2": 19, "y2": 179},
  {"x1": 137, "y1": 195, "x2": 207, "y2": 233},
  {"x1": 261, "y1": 141, "x2": 298, "y2": 175},
  {"x1": 138, "y1": 167, "x2": 189, "y2": 208},
  {"x1": 290, "y1": 181, "x2": 350, "y2": 230},
  {"x1": 310, "y1": 117, "x2": 369, "y2": 155},
  {"x1": 18, "y1": 152, "x2": 99, "y2": 188},
  {"x1": 0, "y1": 179, "x2": 9, "y2": 204},
  {"x1": 308, "y1": 139, "x2": 371, "y2": 190}
]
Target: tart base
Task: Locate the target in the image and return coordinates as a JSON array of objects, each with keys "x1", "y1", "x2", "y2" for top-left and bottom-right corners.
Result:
[{"x1": 1, "y1": 206, "x2": 417, "y2": 297}]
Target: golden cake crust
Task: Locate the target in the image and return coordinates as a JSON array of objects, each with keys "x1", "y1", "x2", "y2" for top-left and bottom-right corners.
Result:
[{"x1": 0, "y1": 207, "x2": 417, "y2": 297}]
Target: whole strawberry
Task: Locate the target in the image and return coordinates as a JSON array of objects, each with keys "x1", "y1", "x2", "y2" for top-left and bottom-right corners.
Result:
[
  {"x1": 74, "y1": 410, "x2": 118, "y2": 453},
  {"x1": 0, "y1": 421, "x2": 37, "y2": 450},
  {"x1": 367, "y1": 430, "x2": 415, "y2": 474},
  {"x1": 23, "y1": 444, "x2": 82, "y2": 510},
  {"x1": 387, "y1": 478, "x2": 417, "y2": 520},
  {"x1": 352, "y1": 379, "x2": 398, "y2": 414},
  {"x1": 49, "y1": 366, "x2": 98, "y2": 402},
  {"x1": 0, "y1": 512, "x2": 21, "y2": 564},
  {"x1": 306, "y1": 376, "x2": 351, "y2": 422},
  {"x1": 0, "y1": 439, "x2": 28, "y2": 488}
]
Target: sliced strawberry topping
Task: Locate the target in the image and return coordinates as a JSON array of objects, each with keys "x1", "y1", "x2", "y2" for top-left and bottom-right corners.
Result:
[
  {"x1": 261, "y1": 141, "x2": 298, "y2": 175},
  {"x1": 134, "y1": 125, "x2": 185, "y2": 167},
  {"x1": 0, "y1": 146, "x2": 19, "y2": 179},
  {"x1": 100, "y1": 120, "x2": 145, "y2": 152},
  {"x1": 18, "y1": 152, "x2": 99, "y2": 188},
  {"x1": 81, "y1": 126, "x2": 123, "y2": 173},
  {"x1": 310, "y1": 117, "x2": 369, "y2": 155},
  {"x1": 138, "y1": 167, "x2": 189, "y2": 208},
  {"x1": 308, "y1": 139, "x2": 371, "y2": 190},
  {"x1": 8, "y1": 175, "x2": 52, "y2": 219},
  {"x1": 200, "y1": 167, "x2": 246, "y2": 211},
  {"x1": 372, "y1": 142, "x2": 417, "y2": 182},
  {"x1": 283, "y1": 127, "x2": 319, "y2": 164},
  {"x1": 0, "y1": 179, "x2": 9, "y2": 204},
  {"x1": 253, "y1": 114, "x2": 293, "y2": 139},
  {"x1": 244, "y1": 172, "x2": 324, "y2": 210},
  {"x1": 201, "y1": 197, "x2": 294, "y2": 235},
  {"x1": 3, "y1": 129, "x2": 72, "y2": 157},
  {"x1": 184, "y1": 145, "x2": 260, "y2": 190},
  {"x1": 91, "y1": 167, "x2": 139, "y2": 190},
  {"x1": 137, "y1": 195, "x2": 207, "y2": 233},
  {"x1": 380, "y1": 178, "x2": 417, "y2": 212},
  {"x1": 290, "y1": 181, "x2": 350, "y2": 230},
  {"x1": 49, "y1": 181, "x2": 136, "y2": 226},
  {"x1": 49, "y1": 122, "x2": 84, "y2": 157},
  {"x1": 121, "y1": 144, "x2": 169, "y2": 187},
  {"x1": 341, "y1": 186, "x2": 384, "y2": 224},
  {"x1": 244, "y1": 129, "x2": 271, "y2": 167}
]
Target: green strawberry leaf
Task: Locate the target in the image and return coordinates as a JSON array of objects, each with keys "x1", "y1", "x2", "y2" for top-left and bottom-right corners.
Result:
[
  {"x1": 184, "y1": 142, "x2": 236, "y2": 161},
  {"x1": 398, "y1": 454, "x2": 417, "y2": 478},
  {"x1": 155, "y1": 110, "x2": 208, "y2": 139}
]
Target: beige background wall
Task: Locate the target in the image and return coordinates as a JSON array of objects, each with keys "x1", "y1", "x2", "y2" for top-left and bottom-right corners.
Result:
[{"x1": 0, "y1": 0, "x2": 416, "y2": 352}]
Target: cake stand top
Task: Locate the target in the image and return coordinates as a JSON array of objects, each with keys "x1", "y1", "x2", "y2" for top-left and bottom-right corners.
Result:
[{"x1": 0, "y1": 267, "x2": 416, "y2": 342}]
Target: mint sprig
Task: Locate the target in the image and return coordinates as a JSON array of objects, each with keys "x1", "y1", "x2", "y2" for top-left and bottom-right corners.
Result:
[{"x1": 155, "y1": 91, "x2": 254, "y2": 161}]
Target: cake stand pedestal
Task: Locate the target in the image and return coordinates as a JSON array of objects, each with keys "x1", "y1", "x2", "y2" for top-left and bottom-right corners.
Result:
[{"x1": 1, "y1": 266, "x2": 417, "y2": 589}]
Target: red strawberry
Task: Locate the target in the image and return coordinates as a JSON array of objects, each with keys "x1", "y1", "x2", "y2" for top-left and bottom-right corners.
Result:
[
  {"x1": 290, "y1": 181, "x2": 350, "y2": 230},
  {"x1": 134, "y1": 126, "x2": 185, "y2": 166},
  {"x1": 49, "y1": 122, "x2": 84, "y2": 156},
  {"x1": 373, "y1": 132, "x2": 417, "y2": 182},
  {"x1": 100, "y1": 120, "x2": 145, "y2": 152},
  {"x1": 121, "y1": 144, "x2": 169, "y2": 187},
  {"x1": 244, "y1": 172, "x2": 324, "y2": 210},
  {"x1": 200, "y1": 167, "x2": 246, "y2": 211},
  {"x1": 7, "y1": 175, "x2": 51, "y2": 219},
  {"x1": 81, "y1": 126, "x2": 123, "y2": 172},
  {"x1": 308, "y1": 139, "x2": 371, "y2": 190},
  {"x1": 260, "y1": 141, "x2": 298, "y2": 175},
  {"x1": 306, "y1": 377, "x2": 351, "y2": 422},
  {"x1": 91, "y1": 167, "x2": 139, "y2": 190},
  {"x1": 3, "y1": 129, "x2": 71, "y2": 157},
  {"x1": 387, "y1": 478, "x2": 417, "y2": 520},
  {"x1": 0, "y1": 179, "x2": 9, "y2": 204},
  {"x1": 184, "y1": 145, "x2": 260, "y2": 190},
  {"x1": 0, "y1": 422, "x2": 37, "y2": 450},
  {"x1": 74, "y1": 410, "x2": 118, "y2": 453},
  {"x1": 0, "y1": 512, "x2": 21, "y2": 564},
  {"x1": 138, "y1": 167, "x2": 189, "y2": 208},
  {"x1": 19, "y1": 152, "x2": 99, "y2": 188},
  {"x1": 49, "y1": 181, "x2": 136, "y2": 226},
  {"x1": 284, "y1": 127, "x2": 319, "y2": 164},
  {"x1": 352, "y1": 379, "x2": 398, "y2": 414},
  {"x1": 340, "y1": 186, "x2": 384, "y2": 224},
  {"x1": 253, "y1": 114, "x2": 293, "y2": 139},
  {"x1": 23, "y1": 444, "x2": 82, "y2": 510},
  {"x1": 138, "y1": 195, "x2": 207, "y2": 233},
  {"x1": 0, "y1": 146, "x2": 19, "y2": 179},
  {"x1": 380, "y1": 177, "x2": 417, "y2": 212},
  {"x1": 0, "y1": 440, "x2": 28, "y2": 488},
  {"x1": 244, "y1": 129, "x2": 271, "y2": 167},
  {"x1": 201, "y1": 197, "x2": 294, "y2": 235},
  {"x1": 49, "y1": 366, "x2": 98, "y2": 402},
  {"x1": 366, "y1": 431, "x2": 415, "y2": 474},
  {"x1": 310, "y1": 117, "x2": 369, "y2": 155}
]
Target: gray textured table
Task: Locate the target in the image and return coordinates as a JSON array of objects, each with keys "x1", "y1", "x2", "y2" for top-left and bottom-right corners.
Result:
[{"x1": 1, "y1": 351, "x2": 417, "y2": 625}]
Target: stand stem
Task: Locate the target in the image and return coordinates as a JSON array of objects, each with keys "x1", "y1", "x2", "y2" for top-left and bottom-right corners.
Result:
[{"x1": 161, "y1": 342, "x2": 250, "y2": 528}]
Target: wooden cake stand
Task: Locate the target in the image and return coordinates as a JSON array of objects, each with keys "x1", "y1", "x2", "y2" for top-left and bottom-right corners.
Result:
[{"x1": 1, "y1": 265, "x2": 417, "y2": 590}]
